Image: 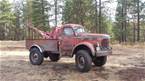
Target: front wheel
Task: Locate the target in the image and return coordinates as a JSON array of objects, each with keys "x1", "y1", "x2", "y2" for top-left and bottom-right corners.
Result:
[
  {"x1": 93, "y1": 56, "x2": 107, "y2": 66},
  {"x1": 75, "y1": 50, "x2": 92, "y2": 72},
  {"x1": 29, "y1": 48, "x2": 44, "y2": 65}
]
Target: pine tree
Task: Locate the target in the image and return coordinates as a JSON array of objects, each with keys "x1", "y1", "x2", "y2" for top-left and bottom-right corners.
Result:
[
  {"x1": 0, "y1": 0, "x2": 15, "y2": 40},
  {"x1": 31, "y1": 0, "x2": 50, "y2": 31},
  {"x1": 62, "y1": 0, "x2": 73, "y2": 23},
  {"x1": 113, "y1": 0, "x2": 122, "y2": 42},
  {"x1": 62, "y1": 0, "x2": 112, "y2": 34},
  {"x1": 13, "y1": 1, "x2": 22, "y2": 40},
  {"x1": 114, "y1": 0, "x2": 129, "y2": 42}
]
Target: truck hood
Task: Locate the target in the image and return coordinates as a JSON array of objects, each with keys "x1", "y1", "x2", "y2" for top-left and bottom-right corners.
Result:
[{"x1": 77, "y1": 33, "x2": 110, "y2": 40}]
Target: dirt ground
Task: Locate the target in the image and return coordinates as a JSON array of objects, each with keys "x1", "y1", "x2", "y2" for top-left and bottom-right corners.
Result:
[{"x1": 0, "y1": 41, "x2": 145, "y2": 81}]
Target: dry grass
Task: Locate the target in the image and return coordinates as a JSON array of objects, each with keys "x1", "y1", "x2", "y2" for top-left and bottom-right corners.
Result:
[{"x1": 0, "y1": 41, "x2": 145, "y2": 81}]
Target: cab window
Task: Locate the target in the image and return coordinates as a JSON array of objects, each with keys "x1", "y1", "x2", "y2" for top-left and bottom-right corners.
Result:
[{"x1": 63, "y1": 27, "x2": 74, "y2": 36}]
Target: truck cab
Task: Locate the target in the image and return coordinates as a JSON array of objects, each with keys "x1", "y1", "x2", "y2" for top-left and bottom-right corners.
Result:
[{"x1": 26, "y1": 24, "x2": 112, "y2": 72}]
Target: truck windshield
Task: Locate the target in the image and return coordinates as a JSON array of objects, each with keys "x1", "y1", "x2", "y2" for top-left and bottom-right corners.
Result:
[{"x1": 73, "y1": 27, "x2": 86, "y2": 34}]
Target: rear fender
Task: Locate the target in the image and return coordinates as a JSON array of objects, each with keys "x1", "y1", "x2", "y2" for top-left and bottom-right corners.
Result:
[
  {"x1": 72, "y1": 42, "x2": 95, "y2": 57},
  {"x1": 29, "y1": 44, "x2": 44, "y2": 53}
]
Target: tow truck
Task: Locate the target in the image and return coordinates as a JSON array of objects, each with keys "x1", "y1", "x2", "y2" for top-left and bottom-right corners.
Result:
[{"x1": 26, "y1": 24, "x2": 112, "y2": 72}]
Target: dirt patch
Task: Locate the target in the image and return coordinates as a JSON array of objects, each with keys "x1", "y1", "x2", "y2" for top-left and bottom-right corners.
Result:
[
  {"x1": 0, "y1": 41, "x2": 26, "y2": 51},
  {"x1": 0, "y1": 41, "x2": 145, "y2": 81},
  {"x1": 117, "y1": 67, "x2": 145, "y2": 81}
]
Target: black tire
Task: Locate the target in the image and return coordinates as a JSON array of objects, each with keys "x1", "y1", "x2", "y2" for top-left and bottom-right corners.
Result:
[
  {"x1": 43, "y1": 54, "x2": 49, "y2": 58},
  {"x1": 49, "y1": 54, "x2": 60, "y2": 62},
  {"x1": 93, "y1": 56, "x2": 107, "y2": 66},
  {"x1": 29, "y1": 48, "x2": 44, "y2": 65},
  {"x1": 43, "y1": 52, "x2": 49, "y2": 58},
  {"x1": 75, "y1": 50, "x2": 92, "y2": 72}
]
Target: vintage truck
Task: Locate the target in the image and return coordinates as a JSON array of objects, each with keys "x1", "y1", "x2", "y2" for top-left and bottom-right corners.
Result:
[{"x1": 26, "y1": 24, "x2": 112, "y2": 72}]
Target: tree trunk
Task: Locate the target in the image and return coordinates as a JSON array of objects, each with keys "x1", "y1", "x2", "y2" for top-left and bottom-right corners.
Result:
[
  {"x1": 54, "y1": 0, "x2": 58, "y2": 27},
  {"x1": 94, "y1": 0, "x2": 98, "y2": 33},
  {"x1": 144, "y1": 30, "x2": 145, "y2": 42},
  {"x1": 79, "y1": 0, "x2": 83, "y2": 25},
  {"x1": 133, "y1": 22, "x2": 136, "y2": 42},
  {"x1": 121, "y1": 0, "x2": 124, "y2": 42},
  {"x1": 41, "y1": 0, "x2": 45, "y2": 29},
  {"x1": 124, "y1": 0, "x2": 127, "y2": 42},
  {"x1": 137, "y1": 0, "x2": 140, "y2": 41},
  {"x1": 99, "y1": 0, "x2": 101, "y2": 33}
]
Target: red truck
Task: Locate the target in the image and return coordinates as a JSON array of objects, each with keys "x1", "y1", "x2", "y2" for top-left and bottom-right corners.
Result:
[{"x1": 26, "y1": 24, "x2": 112, "y2": 72}]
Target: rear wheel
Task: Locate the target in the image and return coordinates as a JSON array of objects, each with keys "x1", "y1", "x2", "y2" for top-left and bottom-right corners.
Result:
[
  {"x1": 49, "y1": 54, "x2": 60, "y2": 62},
  {"x1": 75, "y1": 50, "x2": 92, "y2": 72},
  {"x1": 93, "y1": 56, "x2": 107, "y2": 66},
  {"x1": 29, "y1": 48, "x2": 44, "y2": 65}
]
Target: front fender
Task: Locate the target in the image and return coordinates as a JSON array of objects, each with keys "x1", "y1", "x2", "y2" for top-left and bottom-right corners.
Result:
[{"x1": 72, "y1": 42, "x2": 95, "y2": 57}]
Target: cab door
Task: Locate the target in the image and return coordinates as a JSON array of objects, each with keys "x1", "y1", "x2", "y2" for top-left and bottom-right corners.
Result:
[{"x1": 59, "y1": 27, "x2": 76, "y2": 56}]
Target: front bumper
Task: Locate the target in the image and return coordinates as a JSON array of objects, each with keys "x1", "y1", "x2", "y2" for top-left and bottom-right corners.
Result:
[{"x1": 96, "y1": 47, "x2": 112, "y2": 56}]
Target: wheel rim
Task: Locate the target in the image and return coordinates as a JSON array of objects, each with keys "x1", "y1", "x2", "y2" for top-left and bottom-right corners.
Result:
[
  {"x1": 31, "y1": 53, "x2": 39, "y2": 62},
  {"x1": 77, "y1": 56, "x2": 85, "y2": 69}
]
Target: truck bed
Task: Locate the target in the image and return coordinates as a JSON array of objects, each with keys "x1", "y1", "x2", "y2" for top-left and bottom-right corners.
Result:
[{"x1": 26, "y1": 39, "x2": 58, "y2": 52}]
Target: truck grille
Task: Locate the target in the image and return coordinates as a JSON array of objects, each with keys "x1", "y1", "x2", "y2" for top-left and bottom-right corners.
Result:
[{"x1": 101, "y1": 39, "x2": 109, "y2": 47}]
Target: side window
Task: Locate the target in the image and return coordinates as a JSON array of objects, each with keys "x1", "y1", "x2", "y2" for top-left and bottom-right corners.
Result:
[{"x1": 63, "y1": 28, "x2": 74, "y2": 36}]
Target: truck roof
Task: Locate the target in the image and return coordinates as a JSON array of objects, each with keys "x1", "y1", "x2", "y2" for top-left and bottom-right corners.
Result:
[{"x1": 56, "y1": 24, "x2": 82, "y2": 28}]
